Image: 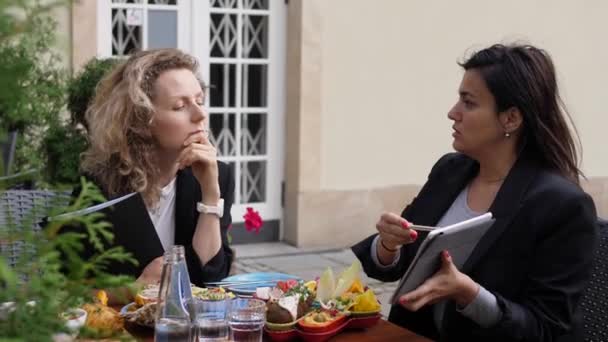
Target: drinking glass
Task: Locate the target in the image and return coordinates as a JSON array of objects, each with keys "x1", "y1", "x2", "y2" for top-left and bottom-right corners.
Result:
[
  {"x1": 189, "y1": 298, "x2": 230, "y2": 342},
  {"x1": 227, "y1": 298, "x2": 266, "y2": 342}
]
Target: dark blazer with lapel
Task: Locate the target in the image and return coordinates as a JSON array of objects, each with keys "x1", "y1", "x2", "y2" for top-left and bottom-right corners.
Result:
[
  {"x1": 352, "y1": 152, "x2": 598, "y2": 342},
  {"x1": 68, "y1": 161, "x2": 235, "y2": 286}
]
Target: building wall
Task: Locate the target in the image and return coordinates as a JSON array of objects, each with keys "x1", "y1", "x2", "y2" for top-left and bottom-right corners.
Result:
[
  {"x1": 71, "y1": 0, "x2": 98, "y2": 72},
  {"x1": 285, "y1": 0, "x2": 608, "y2": 247},
  {"x1": 51, "y1": 1, "x2": 72, "y2": 71}
]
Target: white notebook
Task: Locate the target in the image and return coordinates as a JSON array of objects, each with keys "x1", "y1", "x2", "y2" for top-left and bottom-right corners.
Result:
[{"x1": 390, "y1": 212, "x2": 495, "y2": 304}]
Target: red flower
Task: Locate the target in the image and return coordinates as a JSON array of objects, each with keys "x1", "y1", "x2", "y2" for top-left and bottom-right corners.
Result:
[
  {"x1": 277, "y1": 279, "x2": 298, "y2": 292},
  {"x1": 243, "y1": 207, "x2": 263, "y2": 234}
]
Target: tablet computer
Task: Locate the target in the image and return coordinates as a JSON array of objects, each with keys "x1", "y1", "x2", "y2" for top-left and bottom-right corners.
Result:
[{"x1": 390, "y1": 212, "x2": 495, "y2": 304}]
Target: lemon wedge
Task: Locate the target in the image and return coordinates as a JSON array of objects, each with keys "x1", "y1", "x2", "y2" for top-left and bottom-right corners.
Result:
[
  {"x1": 304, "y1": 280, "x2": 317, "y2": 293},
  {"x1": 134, "y1": 288, "x2": 159, "y2": 307}
]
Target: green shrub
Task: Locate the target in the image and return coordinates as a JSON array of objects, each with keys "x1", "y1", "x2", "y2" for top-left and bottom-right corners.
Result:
[
  {"x1": 44, "y1": 124, "x2": 88, "y2": 185},
  {"x1": 42, "y1": 57, "x2": 119, "y2": 185},
  {"x1": 68, "y1": 58, "x2": 120, "y2": 130}
]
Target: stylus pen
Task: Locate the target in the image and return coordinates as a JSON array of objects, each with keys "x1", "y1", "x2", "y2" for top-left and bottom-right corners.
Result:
[{"x1": 409, "y1": 224, "x2": 436, "y2": 232}]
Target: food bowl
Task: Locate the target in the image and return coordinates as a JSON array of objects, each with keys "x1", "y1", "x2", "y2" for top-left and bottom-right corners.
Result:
[
  {"x1": 297, "y1": 311, "x2": 348, "y2": 333},
  {"x1": 348, "y1": 308, "x2": 381, "y2": 317},
  {"x1": 120, "y1": 302, "x2": 156, "y2": 328},
  {"x1": 264, "y1": 326, "x2": 299, "y2": 342},
  {"x1": 62, "y1": 308, "x2": 88, "y2": 332},
  {"x1": 296, "y1": 318, "x2": 350, "y2": 342},
  {"x1": 265, "y1": 319, "x2": 299, "y2": 332},
  {"x1": 265, "y1": 312, "x2": 382, "y2": 341},
  {"x1": 346, "y1": 313, "x2": 381, "y2": 329}
]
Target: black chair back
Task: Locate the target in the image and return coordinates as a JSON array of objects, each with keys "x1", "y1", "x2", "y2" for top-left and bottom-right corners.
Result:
[{"x1": 580, "y1": 218, "x2": 608, "y2": 341}]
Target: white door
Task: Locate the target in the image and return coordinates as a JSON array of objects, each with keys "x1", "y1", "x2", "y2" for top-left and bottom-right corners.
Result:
[
  {"x1": 96, "y1": 0, "x2": 286, "y2": 229},
  {"x1": 193, "y1": 0, "x2": 285, "y2": 228}
]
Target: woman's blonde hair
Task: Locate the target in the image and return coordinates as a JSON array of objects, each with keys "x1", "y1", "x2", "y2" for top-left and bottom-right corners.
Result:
[{"x1": 81, "y1": 48, "x2": 202, "y2": 206}]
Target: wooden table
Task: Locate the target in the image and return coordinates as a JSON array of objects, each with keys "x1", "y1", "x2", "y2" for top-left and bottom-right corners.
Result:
[
  {"x1": 328, "y1": 320, "x2": 431, "y2": 342},
  {"x1": 124, "y1": 319, "x2": 431, "y2": 342}
]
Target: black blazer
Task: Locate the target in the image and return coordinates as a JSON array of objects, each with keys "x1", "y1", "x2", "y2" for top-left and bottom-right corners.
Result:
[
  {"x1": 352, "y1": 152, "x2": 598, "y2": 342},
  {"x1": 66, "y1": 162, "x2": 234, "y2": 286}
]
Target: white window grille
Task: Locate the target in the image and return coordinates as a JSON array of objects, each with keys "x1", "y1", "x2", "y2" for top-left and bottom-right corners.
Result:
[{"x1": 98, "y1": 0, "x2": 189, "y2": 57}]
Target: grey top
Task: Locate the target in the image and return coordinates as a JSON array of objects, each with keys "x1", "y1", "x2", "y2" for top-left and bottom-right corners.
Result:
[{"x1": 372, "y1": 184, "x2": 502, "y2": 330}]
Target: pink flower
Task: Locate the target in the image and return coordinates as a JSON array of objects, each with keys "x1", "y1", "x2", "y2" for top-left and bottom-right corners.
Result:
[{"x1": 243, "y1": 207, "x2": 263, "y2": 234}]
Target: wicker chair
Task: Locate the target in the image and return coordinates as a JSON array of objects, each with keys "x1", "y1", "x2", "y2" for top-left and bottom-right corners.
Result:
[
  {"x1": 0, "y1": 190, "x2": 69, "y2": 268},
  {"x1": 579, "y1": 218, "x2": 608, "y2": 342}
]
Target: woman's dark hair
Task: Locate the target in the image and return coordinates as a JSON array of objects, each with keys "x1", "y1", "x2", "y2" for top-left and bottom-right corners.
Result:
[{"x1": 460, "y1": 44, "x2": 582, "y2": 184}]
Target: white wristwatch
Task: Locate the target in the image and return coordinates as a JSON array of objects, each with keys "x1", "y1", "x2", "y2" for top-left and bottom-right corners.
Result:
[{"x1": 197, "y1": 198, "x2": 224, "y2": 218}]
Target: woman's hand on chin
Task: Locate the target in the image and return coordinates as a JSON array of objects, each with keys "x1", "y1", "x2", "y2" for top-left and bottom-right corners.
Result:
[
  {"x1": 398, "y1": 250, "x2": 480, "y2": 311},
  {"x1": 177, "y1": 131, "x2": 220, "y2": 200}
]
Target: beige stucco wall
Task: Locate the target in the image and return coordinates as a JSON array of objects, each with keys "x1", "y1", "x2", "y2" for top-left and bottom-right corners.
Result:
[
  {"x1": 320, "y1": 0, "x2": 607, "y2": 187},
  {"x1": 71, "y1": 0, "x2": 98, "y2": 72},
  {"x1": 51, "y1": 2, "x2": 72, "y2": 70},
  {"x1": 285, "y1": 0, "x2": 608, "y2": 247},
  {"x1": 48, "y1": 0, "x2": 97, "y2": 73}
]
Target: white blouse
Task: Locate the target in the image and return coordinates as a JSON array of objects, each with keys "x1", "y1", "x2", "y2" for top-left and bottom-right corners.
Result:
[{"x1": 147, "y1": 177, "x2": 177, "y2": 251}]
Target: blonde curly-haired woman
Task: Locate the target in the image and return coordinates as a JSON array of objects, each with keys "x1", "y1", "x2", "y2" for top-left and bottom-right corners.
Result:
[{"x1": 76, "y1": 48, "x2": 234, "y2": 287}]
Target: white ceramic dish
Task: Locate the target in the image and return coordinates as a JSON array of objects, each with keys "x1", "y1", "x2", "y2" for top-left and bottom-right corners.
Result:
[{"x1": 62, "y1": 308, "x2": 88, "y2": 332}]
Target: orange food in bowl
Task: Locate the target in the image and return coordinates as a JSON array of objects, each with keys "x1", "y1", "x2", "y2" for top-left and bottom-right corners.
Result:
[
  {"x1": 298, "y1": 309, "x2": 347, "y2": 332},
  {"x1": 134, "y1": 288, "x2": 159, "y2": 307}
]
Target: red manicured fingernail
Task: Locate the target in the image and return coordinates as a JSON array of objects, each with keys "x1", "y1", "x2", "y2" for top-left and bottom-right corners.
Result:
[
  {"x1": 409, "y1": 230, "x2": 418, "y2": 240},
  {"x1": 400, "y1": 297, "x2": 408, "y2": 305},
  {"x1": 401, "y1": 221, "x2": 409, "y2": 229},
  {"x1": 443, "y1": 250, "x2": 450, "y2": 258}
]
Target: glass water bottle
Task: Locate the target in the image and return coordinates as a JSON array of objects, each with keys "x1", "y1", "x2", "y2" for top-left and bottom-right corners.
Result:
[
  {"x1": 172, "y1": 245, "x2": 193, "y2": 303},
  {"x1": 154, "y1": 249, "x2": 192, "y2": 342}
]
